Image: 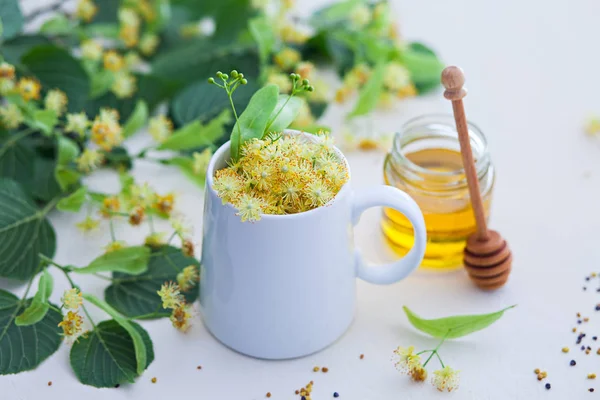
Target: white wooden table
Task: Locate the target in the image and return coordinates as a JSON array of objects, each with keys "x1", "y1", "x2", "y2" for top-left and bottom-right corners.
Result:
[{"x1": 3, "y1": 0, "x2": 600, "y2": 399}]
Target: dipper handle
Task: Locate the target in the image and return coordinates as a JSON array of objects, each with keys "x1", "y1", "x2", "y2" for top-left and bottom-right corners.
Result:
[{"x1": 441, "y1": 66, "x2": 489, "y2": 241}]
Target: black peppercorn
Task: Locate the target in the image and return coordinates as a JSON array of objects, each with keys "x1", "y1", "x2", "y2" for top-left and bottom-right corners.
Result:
[
  {"x1": 570, "y1": 360, "x2": 577, "y2": 366},
  {"x1": 545, "y1": 383, "x2": 551, "y2": 390}
]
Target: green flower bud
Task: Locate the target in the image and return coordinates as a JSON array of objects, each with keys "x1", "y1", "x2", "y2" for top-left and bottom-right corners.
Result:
[
  {"x1": 222, "y1": 73, "x2": 229, "y2": 80},
  {"x1": 302, "y1": 79, "x2": 309, "y2": 86},
  {"x1": 307, "y1": 86, "x2": 314, "y2": 92},
  {"x1": 238, "y1": 73, "x2": 244, "y2": 79},
  {"x1": 216, "y1": 71, "x2": 223, "y2": 78},
  {"x1": 230, "y1": 70, "x2": 239, "y2": 78},
  {"x1": 208, "y1": 77, "x2": 215, "y2": 84},
  {"x1": 241, "y1": 79, "x2": 248, "y2": 85}
]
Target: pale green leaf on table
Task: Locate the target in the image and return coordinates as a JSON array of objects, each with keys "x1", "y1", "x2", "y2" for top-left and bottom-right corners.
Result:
[
  {"x1": 348, "y1": 62, "x2": 385, "y2": 118},
  {"x1": 0, "y1": 289, "x2": 62, "y2": 374},
  {"x1": 74, "y1": 246, "x2": 150, "y2": 275},
  {"x1": 399, "y1": 42, "x2": 444, "y2": 93},
  {"x1": 0, "y1": 179, "x2": 56, "y2": 280},
  {"x1": 105, "y1": 246, "x2": 199, "y2": 319},
  {"x1": 122, "y1": 100, "x2": 148, "y2": 138},
  {"x1": 15, "y1": 269, "x2": 53, "y2": 326},
  {"x1": 57, "y1": 186, "x2": 88, "y2": 212},
  {"x1": 158, "y1": 109, "x2": 231, "y2": 151},
  {"x1": 70, "y1": 319, "x2": 153, "y2": 387},
  {"x1": 82, "y1": 294, "x2": 148, "y2": 376},
  {"x1": 403, "y1": 305, "x2": 516, "y2": 339},
  {"x1": 249, "y1": 16, "x2": 276, "y2": 66},
  {"x1": 230, "y1": 84, "x2": 279, "y2": 161},
  {"x1": 0, "y1": 0, "x2": 23, "y2": 40},
  {"x1": 265, "y1": 95, "x2": 304, "y2": 134}
]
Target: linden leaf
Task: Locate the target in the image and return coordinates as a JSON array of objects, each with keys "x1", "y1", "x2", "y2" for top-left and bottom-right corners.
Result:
[
  {"x1": 0, "y1": 289, "x2": 62, "y2": 374},
  {"x1": 403, "y1": 305, "x2": 516, "y2": 339},
  {"x1": 0, "y1": 179, "x2": 56, "y2": 280},
  {"x1": 104, "y1": 246, "x2": 199, "y2": 319},
  {"x1": 158, "y1": 109, "x2": 231, "y2": 151},
  {"x1": 73, "y1": 246, "x2": 150, "y2": 275},
  {"x1": 264, "y1": 95, "x2": 304, "y2": 135},
  {"x1": 15, "y1": 269, "x2": 53, "y2": 326},
  {"x1": 348, "y1": 62, "x2": 385, "y2": 119},
  {"x1": 122, "y1": 100, "x2": 148, "y2": 138},
  {"x1": 70, "y1": 319, "x2": 154, "y2": 387},
  {"x1": 56, "y1": 186, "x2": 88, "y2": 213}
]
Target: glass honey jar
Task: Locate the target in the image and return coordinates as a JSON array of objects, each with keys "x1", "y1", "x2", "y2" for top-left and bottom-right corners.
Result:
[{"x1": 381, "y1": 114, "x2": 495, "y2": 270}]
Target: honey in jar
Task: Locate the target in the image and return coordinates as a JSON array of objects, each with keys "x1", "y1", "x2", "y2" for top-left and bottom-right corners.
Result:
[{"x1": 382, "y1": 115, "x2": 495, "y2": 270}]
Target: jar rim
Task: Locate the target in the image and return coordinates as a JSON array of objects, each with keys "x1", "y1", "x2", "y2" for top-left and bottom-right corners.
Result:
[{"x1": 391, "y1": 113, "x2": 490, "y2": 179}]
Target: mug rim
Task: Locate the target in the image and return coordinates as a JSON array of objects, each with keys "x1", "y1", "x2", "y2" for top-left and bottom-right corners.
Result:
[{"x1": 205, "y1": 129, "x2": 352, "y2": 220}]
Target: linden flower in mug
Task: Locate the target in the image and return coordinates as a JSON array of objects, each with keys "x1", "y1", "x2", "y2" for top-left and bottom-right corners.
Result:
[{"x1": 212, "y1": 133, "x2": 349, "y2": 222}]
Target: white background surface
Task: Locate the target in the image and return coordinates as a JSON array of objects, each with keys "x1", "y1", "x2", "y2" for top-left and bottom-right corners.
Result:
[{"x1": 3, "y1": 0, "x2": 600, "y2": 399}]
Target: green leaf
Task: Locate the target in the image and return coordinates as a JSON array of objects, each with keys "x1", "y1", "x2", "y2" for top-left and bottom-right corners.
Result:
[
  {"x1": 400, "y1": 42, "x2": 444, "y2": 94},
  {"x1": 31, "y1": 157, "x2": 62, "y2": 203},
  {"x1": 74, "y1": 246, "x2": 150, "y2": 275},
  {"x1": 21, "y1": 46, "x2": 91, "y2": 113},
  {"x1": 56, "y1": 136, "x2": 80, "y2": 165},
  {"x1": 0, "y1": 289, "x2": 62, "y2": 374},
  {"x1": 170, "y1": 80, "x2": 259, "y2": 127},
  {"x1": 164, "y1": 156, "x2": 205, "y2": 187},
  {"x1": 0, "y1": 136, "x2": 35, "y2": 192},
  {"x1": 105, "y1": 246, "x2": 199, "y2": 319},
  {"x1": 249, "y1": 16, "x2": 275, "y2": 66},
  {"x1": 122, "y1": 100, "x2": 148, "y2": 138},
  {"x1": 0, "y1": 0, "x2": 23, "y2": 40},
  {"x1": 54, "y1": 166, "x2": 81, "y2": 191},
  {"x1": 158, "y1": 109, "x2": 230, "y2": 151},
  {"x1": 265, "y1": 95, "x2": 304, "y2": 134},
  {"x1": 15, "y1": 269, "x2": 53, "y2": 326},
  {"x1": 70, "y1": 319, "x2": 153, "y2": 387},
  {"x1": 29, "y1": 110, "x2": 58, "y2": 135},
  {"x1": 311, "y1": 0, "x2": 363, "y2": 29},
  {"x1": 90, "y1": 69, "x2": 115, "y2": 98},
  {"x1": 348, "y1": 62, "x2": 385, "y2": 119},
  {"x1": 57, "y1": 186, "x2": 87, "y2": 212},
  {"x1": 82, "y1": 294, "x2": 148, "y2": 376},
  {"x1": 403, "y1": 305, "x2": 516, "y2": 339},
  {"x1": 152, "y1": 42, "x2": 260, "y2": 90},
  {"x1": 230, "y1": 84, "x2": 279, "y2": 161},
  {"x1": 0, "y1": 179, "x2": 56, "y2": 280},
  {"x1": 40, "y1": 15, "x2": 74, "y2": 35},
  {"x1": 0, "y1": 35, "x2": 50, "y2": 66}
]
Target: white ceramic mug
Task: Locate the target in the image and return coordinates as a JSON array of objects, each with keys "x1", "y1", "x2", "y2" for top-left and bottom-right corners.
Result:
[{"x1": 200, "y1": 130, "x2": 426, "y2": 359}]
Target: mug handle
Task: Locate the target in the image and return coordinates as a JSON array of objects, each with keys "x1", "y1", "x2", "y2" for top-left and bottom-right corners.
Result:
[{"x1": 352, "y1": 185, "x2": 427, "y2": 284}]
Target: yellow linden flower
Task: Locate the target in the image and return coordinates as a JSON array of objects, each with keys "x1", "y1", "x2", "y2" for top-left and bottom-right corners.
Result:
[
  {"x1": 157, "y1": 282, "x2": 184, "y2": 309},
  {"x1": 119, "y1": 25, "x2": 140, "y2": 48},
  {"x1": 177, "y1": 265, "x2": 199, "y2": 292},
  {"x1": 397, "y1": 83, "x2": 417, "y2": 98},
  {"x1": 235, "y1": 194, "x2": 265, "y2": 222},
  {"x1": 305, "y1": 180, "x2": 333, "y2": 208},
  {"x1": 432, "y1": 366, "x2": 460, "y2": 392},
  {"x1": 295, "y1": 61, "x2": 315, "y2": 80},
  {"x1": 58, "y1": 311, "x2": 84, "y2": 341},
  {"x1": 103, "y1": 50, "x2": 125, "y2": 72},
  {"x1": 0, "y1": 79, "x2": 15, "y2": 95},
  {"x1": 145, "y1": 232, "x2": 165, "y2": 248},
  {"x1": 130, "y1": 182, "x2": 156, "y2": 208},
  {"x1": 81, "y1": 40, "x2": 103, "y2": 61},
  {"x1": 192, "y1": 148, "x2": 212, "y2": 175},
  {"x1": 148, "y1": 115, "x2": 173, "y2": 143},
  {"x1": 17, "y1": 77, "x2": 41, "y2": 101},
  {"x1": 139, "y1": 33, "x2": 160, "y2": 56},
  {"x1": 101, "y1": 196, "x2": 120, "y2": 217},
  {"x1": 392, "y1": 346, "x2": 422, "y2": 374},
  {"x1": 349, "y1": 4, "x2": 372, "y2": 28},
  {"x1": 182, "y1": 239, "x2": 195, "y2": 257},
  {"x1": 169, "y1": 214, "x2": 192, "y2": 238},
  {"x1": 118, "y1": 7, "x2": 141, "y2": 28},
  {"x1": 44, "y1": 89, "x2": 68, "y2": 115},
  {"x1": 128, "y1": 206, "x2": 145, "y2": 226},
  {"x1": 124, "y1": 52, "x2": 142, "y2": 69},
  {"x1": 76, "y1": 216, "x2": 100, "y2": 232},
  {"x1": 383, "y1": 62, "x2": 410, "y2": 91},
  {"x1": 61, "y1": 288, "x2": 83, "y2": 310},
  {"x1": 76, "y1": 0, "x2": 98, "y2": 22},
  {"x1": 65, "y1": 112, "x2": 90, "y2": 137},
  {"x1": 137, "y1": 0, "x2": 156, "y2": 21},
  {"x1": 0, "y1": 103, "x2": 24, "y2": 129},
  {"x1": 273, "y1": 47, "x2": 301, "y2": 70},
  {"x1": 76, "y1": 148, "x2": 104, "y2": 173},
  {"x1": 411, "y1": 366, "x2": 428, "y2": 382},
  {"x1": 111, "y1": 72, "x2": 136, "y2": 98},
  {"x1": 0, "y1": 62, "x2": 15, "y2": 80},
  {"x1": 279, "y1": 25, "x2": 309, "y2": 45},
  {"x1": 104, "y1": 240, "x2": 127, "y2": 253},
  {"x1": 170, "y1": 304, "x2": 193, "y2": 332},
  {"x1": 91, "y1": 108, "x2": 123, "y2": 151},
  {"x1": 154, "y1": 193, "x2": 175, "y2": 215}
]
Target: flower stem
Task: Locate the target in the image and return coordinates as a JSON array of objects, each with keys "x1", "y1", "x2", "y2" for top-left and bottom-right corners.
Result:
[
  {"x1": 108, "y1": 217, "x2": 116, "y2": 241},
  {"x1": 423, "y1": 332, "x2": 450, "y2": 367}
]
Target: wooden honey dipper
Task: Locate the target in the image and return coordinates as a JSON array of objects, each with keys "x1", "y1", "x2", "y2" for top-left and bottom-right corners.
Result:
[{"x1": 441, "y1": 66, "x2": 512, "y2": 290}]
